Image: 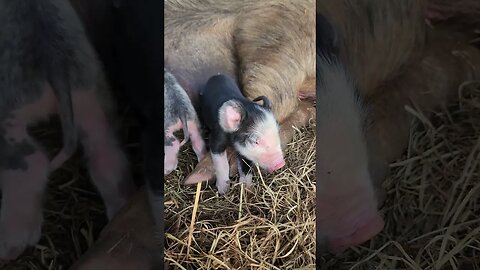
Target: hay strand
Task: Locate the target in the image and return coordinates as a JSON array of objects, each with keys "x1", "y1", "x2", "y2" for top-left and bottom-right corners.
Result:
[{"x1": 187, "y1": 182, "x2": 203, "y2": 257}]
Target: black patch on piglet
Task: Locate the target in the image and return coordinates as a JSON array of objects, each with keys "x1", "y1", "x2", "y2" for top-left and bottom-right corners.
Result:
[
  {"x1": 0, "y1": 139, "x2": 35, "y2": 171},
  {"x1": 164, "y1": 135, "x2": 175, "y2": 147},
  {"x1": 199, "y1": 74, "x2": 270, "y2": 149}
]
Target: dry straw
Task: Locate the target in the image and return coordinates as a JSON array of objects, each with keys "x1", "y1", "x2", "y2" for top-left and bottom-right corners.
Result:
[{"x1": 165, "y1": 123, "x2": 317, "y2": 269}]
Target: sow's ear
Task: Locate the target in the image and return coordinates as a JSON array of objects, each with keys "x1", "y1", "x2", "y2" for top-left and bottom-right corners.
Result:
[
  {"x1": 218, "y1": 100, "x2": 245, "y2": 133},
  {"x1": 252, "y1": 96, "x2": 272, "y2": 110}
]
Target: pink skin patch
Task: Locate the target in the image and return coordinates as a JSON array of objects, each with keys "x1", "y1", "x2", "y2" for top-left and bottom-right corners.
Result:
[
  {"x1": 257, "y1": 152, "x2": 285, "y2": 173},
  {"x1": 317, "y1": 183, "x2": 384, "y2": 254},
  {"x1": 257, "y1": 137, "x2": 268, "y2": 148},
  {"x1": 267, "y1": 158, "x2": 286, "y2": 173},
  {"x1": 248, "y1": 136, "x2": 285, "y2": 173},
  {"x1": 211, "y1": 152, "x2": 230, "y2": 194},
  {"x1": 219, "y1": 102, "x2": 243, "y2": 133},
  {"x1": 164, "y1": 118, "x2": 206, "y2": 175},
  {"x1": 164, "y1": 119, "x2": 184, "y2": 175},
  {"x1": 328, "y1": 215, "x2": 385, "y2": 253},
  {"x1": 186, "y1": 120, "x2": 207, "y2": 161},
  {"x1": 164, "y1": 138, "x2": 180, "y2": 175},
  {"x1": 225, "y1": 106, "x2": 241, "y2": 131}
]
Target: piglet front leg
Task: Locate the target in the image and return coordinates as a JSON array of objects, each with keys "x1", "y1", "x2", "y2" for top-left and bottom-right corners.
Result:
[
  {"x1": 164, "y1": 118, "x2": 206, "y2": 176},
  {"x1": 209, "y1": 133, "x2": 230, "y2": 195},
  {"x1": 164, "y1": 133, "x2": 181, "y2": 176},
  {"x1": 0, "y1": 122, "x2": 47, "y2": 260},
  {"x1": 186, "y1": 120, "x2": 207, "y2": 162},
  {"x1": 212, "y1": 151, "x2": 230, "y2": 195},
  {"x1": 183, "y1": 147, "x2": 237, "y2": 185},
  {"x1": 237, "y1": 154, "x2": 253, "y2": 188}
]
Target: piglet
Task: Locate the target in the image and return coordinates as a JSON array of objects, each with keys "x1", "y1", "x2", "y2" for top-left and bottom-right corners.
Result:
[
  {"x1": 164, "y1": 69, "x2": 207, "y2": 175},
  {"x1": 0, "y1": 0, "x2": 135, "y2": 260},
  {"x1": 199, "y1": 74, "x2": 285, "y2": 194}
]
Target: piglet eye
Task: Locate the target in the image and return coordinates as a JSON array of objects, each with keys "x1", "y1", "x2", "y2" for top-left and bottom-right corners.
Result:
[{"x1": 255, "y1": 140, "x2": 259, "y2": 145}]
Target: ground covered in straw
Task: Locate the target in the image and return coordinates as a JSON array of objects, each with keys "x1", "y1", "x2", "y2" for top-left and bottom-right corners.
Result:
[{"x1": 164, "y1": 122, "x2": 317, "y2": 270}]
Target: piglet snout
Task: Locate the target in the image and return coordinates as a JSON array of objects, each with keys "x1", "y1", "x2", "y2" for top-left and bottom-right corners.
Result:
[{"x1": 267, "y1": 158, "x2": 286, "y2": 173}]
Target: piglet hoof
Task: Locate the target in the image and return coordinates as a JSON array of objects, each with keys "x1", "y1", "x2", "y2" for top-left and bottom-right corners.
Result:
[
  {"x1": 164, "y1": 139, "x2": 181, "y2": 176},
  {"x1": 164, "y1": 153, "x2": 179, "y2": 175},
  {"x1": 0, "y1": 220, "x2": 42, "y2": 261},
  {"x1": 216, "y1": 179, "x2": 230, "y2": 195},
  {"x1": 239, "y1": 174, "x2": 253, "y2": 189},
  {"x1": 164, "y1": 162, "x2": 177, "y2": 176},
  {"x1": 164, "y1": 152, "x2": 179, "y2": 175}
]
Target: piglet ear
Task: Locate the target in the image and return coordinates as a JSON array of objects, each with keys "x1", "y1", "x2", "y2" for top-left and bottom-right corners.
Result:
[
  {"x1": 218, "y1": 100, "x2": 244, "y2": 132},
  {"x1": 252, "y1": 95, "x2": 272, "y2": 110}
]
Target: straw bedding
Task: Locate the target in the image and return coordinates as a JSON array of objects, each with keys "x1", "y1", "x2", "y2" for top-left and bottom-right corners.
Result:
[{"x1": 164, "y1": 121, "x2": 316, "y2": 270}]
